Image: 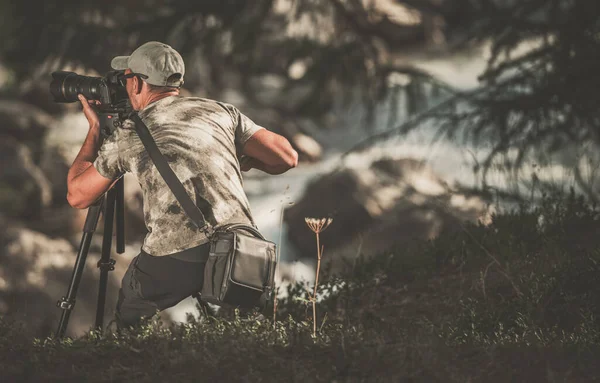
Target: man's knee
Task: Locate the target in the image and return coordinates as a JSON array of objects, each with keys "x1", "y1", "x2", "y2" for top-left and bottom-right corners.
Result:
[
  {"x1": 115, "y1": 288, "x2": 159, "y2": 329},
  {"x1": 115, "y1": 256, "x2": 159, "y2": 329}
]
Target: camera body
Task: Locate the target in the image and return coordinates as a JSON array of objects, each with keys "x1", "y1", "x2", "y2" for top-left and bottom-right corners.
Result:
[{"x1": 50, "y1": 70, "x2": 131, "y2": 136}]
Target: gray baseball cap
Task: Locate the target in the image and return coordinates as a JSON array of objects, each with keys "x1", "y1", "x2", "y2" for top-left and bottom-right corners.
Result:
[{"x1": 111, "y1": 41, "x2": 185, "y2": 87}]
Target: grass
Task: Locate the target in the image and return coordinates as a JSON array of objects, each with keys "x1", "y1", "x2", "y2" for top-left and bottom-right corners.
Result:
[{"x1": 1, "y1": 189, "x2": 600, "y2": 382}]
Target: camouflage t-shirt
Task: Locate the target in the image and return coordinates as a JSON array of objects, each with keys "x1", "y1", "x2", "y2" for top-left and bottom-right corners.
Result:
[{"x1": 93, "y1": 96, "x2": 263, "y2": 256}]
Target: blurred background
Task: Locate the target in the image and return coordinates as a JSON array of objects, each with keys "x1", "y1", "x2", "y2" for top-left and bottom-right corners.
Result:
[{"x1": 0, "y1": 0, "x2": 599, "y2": 337}]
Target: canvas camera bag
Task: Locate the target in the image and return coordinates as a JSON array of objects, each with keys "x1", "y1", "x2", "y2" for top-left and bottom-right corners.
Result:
[{"x1": 130, "y1": 113, "x2": 277, "y2": 309}]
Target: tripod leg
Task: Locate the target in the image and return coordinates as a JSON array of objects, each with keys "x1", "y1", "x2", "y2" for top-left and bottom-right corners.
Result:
[
  {"x1": 95, "y1": 186, "x2": 118, "y2": 331},
  {"x1": 56, "y1": 199, "x2": 104, "y2": 339},
  {"x1": 115, "y1": 177, "x2": 125, "y2": 254}
]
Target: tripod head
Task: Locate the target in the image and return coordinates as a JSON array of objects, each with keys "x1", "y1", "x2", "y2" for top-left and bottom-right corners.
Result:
[{"x1": 97, "y1": 101, "x2": 134, "y2": 139}]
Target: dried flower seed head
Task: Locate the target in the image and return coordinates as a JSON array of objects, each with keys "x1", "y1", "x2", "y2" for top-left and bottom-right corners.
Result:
[{"x1": 304, "y1": 217, "x2": 333, "y2": 233}]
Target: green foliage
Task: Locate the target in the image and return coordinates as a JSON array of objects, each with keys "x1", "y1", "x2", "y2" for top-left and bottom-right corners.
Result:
[
  {"x1": 0, "y1": 0, "x2": 458, "y2": 127},
  {"x1": 278, "y1": 189, "x2": 600, "y2": 350},
  {"x1": 2, "y1": 191, "x2": 600, "y2": 381}
]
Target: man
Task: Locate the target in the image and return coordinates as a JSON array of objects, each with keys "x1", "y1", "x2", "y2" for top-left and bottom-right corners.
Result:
[{"x1": 66, "y1": 41, "x2": 298, "y2": 328}]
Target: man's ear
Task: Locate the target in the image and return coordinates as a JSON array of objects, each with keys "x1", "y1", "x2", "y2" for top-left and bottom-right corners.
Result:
[{"x1": 133, "y1": 76, "x2": 143, "y2": 95}]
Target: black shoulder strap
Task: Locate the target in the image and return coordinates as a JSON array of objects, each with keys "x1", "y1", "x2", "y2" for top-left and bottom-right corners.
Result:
[{"x1": 130, "y1": 112, "x2": 211, "y2": 235}]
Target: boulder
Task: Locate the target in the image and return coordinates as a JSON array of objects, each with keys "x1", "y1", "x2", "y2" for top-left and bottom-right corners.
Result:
[
  {"x1": 0, "y1": 215, "x2": 138, "y2": 337},
  {"x1": 0, "y1": 100, "x2": 54, "y2": 140},
  {"x1": 0, "y1": 100, "x2": 56, "y2": 161},
  {"x1": 284, "y1": 157, "x2": 493, "y2": 272},
  {"x1": 38, "y1": 144, "x2": 71, "y2": 208},
  {"x1": 280, "y1": 121, "x2": 323, "y2": 162},
  {"x1": 0, "y1": 136, "x2": 52, "y2": 219}
]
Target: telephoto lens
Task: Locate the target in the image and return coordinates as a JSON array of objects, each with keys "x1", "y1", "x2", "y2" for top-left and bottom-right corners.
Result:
[{"x1": 50, "y1": 71, "x2": 105, "y2": 103}]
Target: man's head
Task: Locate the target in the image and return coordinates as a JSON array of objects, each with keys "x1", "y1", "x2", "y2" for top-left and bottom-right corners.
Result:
[{"x1": 111, "y1": 41, "x2": 185, "y2": 110}]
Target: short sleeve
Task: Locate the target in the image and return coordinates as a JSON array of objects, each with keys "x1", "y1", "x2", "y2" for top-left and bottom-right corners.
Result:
[
  {"x1": 232, "y1": 111, "x2": 264, "y2": 154},
  {"x1": 217, "y1": 102, "x2": 264, "y2": 153},
  {"x1": 93, "y1": 133, "x2": 124, "y2": 180},
  {"x1": 236, "y1": 112, "x2": 264, "y2": 146}
]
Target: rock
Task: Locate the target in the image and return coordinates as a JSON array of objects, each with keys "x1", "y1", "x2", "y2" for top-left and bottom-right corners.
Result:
[
  {"x1": 18, "y1": 82, "x2": 73, "y2": 116},
  {"x1": 38, "y1": 144, "x2": 71, "y2": 207},
  {"x1": 0, "y1": 62, "x2": 8, "y2": 89},
  {"x1": 281, "y1": 121, "x2": 323, "y2": 162},
  {"x1": 28, "y1": 205, "x2": 90, "y2": 238},
  {"x1": 0, "y1": 100, "x2": 56, "y2": 161},
  {"x1": 0, "y1": 136, "x2": 52, "y2": 219},
  {"x1": 0, "y1": 216, "x2": 139, "y2": 337},
  {"x1": 247, "y1": 74, "x2": 315, "y2": 113},
  {"x1": 284, "y1": 157, "x2": 493, "y2": 273},
  {"x1": 249, "y1": 74, "x2": 287, "y2": 106},
  {"x1": 43, "y1": 112, "x2": 91, "y2": 165},
  {"x1": 0, "y1": 101, "x2": 53, "y2": 140},
  {"x1": 290, "y1": 132, "x2": 322, "y2": 162}
]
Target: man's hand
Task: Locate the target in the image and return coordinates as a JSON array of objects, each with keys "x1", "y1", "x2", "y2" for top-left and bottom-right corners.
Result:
[
  {"x1": 240, "y1": 156, "x2": 254, "y2": 172},
  {"x1": 78, "y1": 94, "x2": 101, "y2": 129}
]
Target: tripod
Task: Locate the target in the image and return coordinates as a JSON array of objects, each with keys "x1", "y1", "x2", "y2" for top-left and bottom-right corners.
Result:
[{"x1": 55, "y1": 177, "x2": 125, "y2": 338}]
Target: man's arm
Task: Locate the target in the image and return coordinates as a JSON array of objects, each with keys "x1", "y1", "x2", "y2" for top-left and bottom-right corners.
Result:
[
  {"x1": 240, "y1": 129, "x2": 298, "y2": 174},
  {"x1": 66, "y1": 95, "x2": 119, "y2": 209},
  {"x1": 239, "y1": 156, "x2": 294, "y2": 175}
]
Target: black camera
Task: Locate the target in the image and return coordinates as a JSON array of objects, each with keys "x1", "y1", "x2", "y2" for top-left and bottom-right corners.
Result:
[
  {"x1": 50, "y1": 70, "x2": 129, "y2": 106},
  {"x1": 50, "y1": 70, "x2": 131, "y2": 135}
]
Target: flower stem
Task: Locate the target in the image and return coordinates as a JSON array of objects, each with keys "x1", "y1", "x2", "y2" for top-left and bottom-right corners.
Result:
[
  {"x1": 312, "y1": 232, "x2": 321, "y2": 337},
  {"x1": 273, "y1": 206, "x2": 285, "y2": 328}
]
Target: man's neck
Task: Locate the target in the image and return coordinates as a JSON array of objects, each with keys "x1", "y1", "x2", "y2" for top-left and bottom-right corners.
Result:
[{"x1": 139, "y1": 91, "x2": 180, "y2": 110}]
